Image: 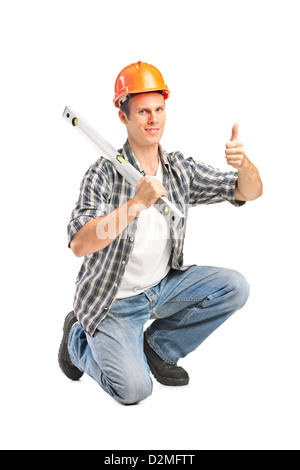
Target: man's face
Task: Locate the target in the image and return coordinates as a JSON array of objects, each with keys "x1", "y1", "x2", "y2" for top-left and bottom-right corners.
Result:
[{"x1": 119, "y1": 92, "x2": 166, "y2": 148}]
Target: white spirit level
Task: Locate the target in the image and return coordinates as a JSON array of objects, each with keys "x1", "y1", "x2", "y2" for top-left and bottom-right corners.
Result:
[{"x1": 63, "y1": 106, "x2": 185, "y2": 225}]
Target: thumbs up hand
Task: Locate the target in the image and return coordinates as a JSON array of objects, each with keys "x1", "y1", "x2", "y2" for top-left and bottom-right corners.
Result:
[{"x1": 225, "y1": 123, "x2": 247, "y2": 169}]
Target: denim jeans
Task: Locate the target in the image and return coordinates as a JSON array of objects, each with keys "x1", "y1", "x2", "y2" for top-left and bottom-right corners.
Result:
[{"x1": 68, "y1": 266, "x2": 250, "y2": 405}]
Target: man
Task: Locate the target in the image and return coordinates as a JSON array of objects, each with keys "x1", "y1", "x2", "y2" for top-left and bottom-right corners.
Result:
[{"x1": 58, "y1": 61, "x2": 263, "y2": 405}]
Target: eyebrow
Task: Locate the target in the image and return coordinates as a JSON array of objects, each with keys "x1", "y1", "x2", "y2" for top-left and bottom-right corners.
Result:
[{"x1": 136, "y1": 104, "x2": 165, "y2": 111}]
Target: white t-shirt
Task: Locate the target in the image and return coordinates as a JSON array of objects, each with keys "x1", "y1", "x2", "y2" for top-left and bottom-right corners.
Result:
[{"x1": 116, "y1": 158, "x2": 172, "y2": 299}]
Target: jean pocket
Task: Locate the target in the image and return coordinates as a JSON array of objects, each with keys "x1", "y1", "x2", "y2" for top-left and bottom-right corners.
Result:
[{"x1": 200, "y1": 286, "x2": 232, "y2": 307}]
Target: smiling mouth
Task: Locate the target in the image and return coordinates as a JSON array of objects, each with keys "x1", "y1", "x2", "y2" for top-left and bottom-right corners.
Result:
[{"x1": 145, "y1": 128, "x2": 160, "y2": 134}]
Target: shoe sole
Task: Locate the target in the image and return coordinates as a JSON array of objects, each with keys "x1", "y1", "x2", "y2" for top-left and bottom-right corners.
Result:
[{"x1": 58, "y1": 311, "x2": 84, "y2": 381}]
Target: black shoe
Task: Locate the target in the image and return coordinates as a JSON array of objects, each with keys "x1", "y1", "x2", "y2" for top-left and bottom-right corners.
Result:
[
  {"x1": 58, "y1": 311, "x2": 84, "y2": 381},
  {"x1": 143, "y1": 333, "x2": 189, "y2": 386}
]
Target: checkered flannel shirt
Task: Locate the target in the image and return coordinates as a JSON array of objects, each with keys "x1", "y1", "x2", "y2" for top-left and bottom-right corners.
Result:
[{"x1": 67, "y1": 140, "x2": 244, "y2": 335}]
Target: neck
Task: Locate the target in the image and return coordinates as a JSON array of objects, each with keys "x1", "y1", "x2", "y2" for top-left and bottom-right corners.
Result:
[{"x1": 128, "y1": 138, "x2": 159, "y2": 176}]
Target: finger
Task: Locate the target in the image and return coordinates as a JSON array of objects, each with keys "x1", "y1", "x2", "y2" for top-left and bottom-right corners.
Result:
[
  {"x1": 226, "y1": 140, "x2": 243, "y2": 148},
  {"x1": 226, "y1": 158, "x2": 241, "y2": 166},
  {"x1": 230, "y1": 123, "x2": 239, "y2": 141},
  {"x1": 226, "y1": 153, "x2": 243, "y2": 161},
  {"x1": 226, "y1": 159, "x2": 241, "y2": 166},
  {"x1": 225, "y1": 147, "x2": 244, "y2": 155},
  {"x1": 226, "y1": 152, "x2": 243, "y2": 161}
]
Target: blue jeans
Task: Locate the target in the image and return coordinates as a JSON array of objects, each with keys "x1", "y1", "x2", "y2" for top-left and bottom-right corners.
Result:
[{"x1": 68, "y1": 266, "x2": 250, "y2": 405}]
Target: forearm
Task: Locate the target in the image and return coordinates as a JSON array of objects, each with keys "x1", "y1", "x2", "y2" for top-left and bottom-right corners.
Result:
[
  {"x1": 70, "y1": 176, "x2": 166, "y2": 257},
  {"x1": 235, "y1": 156, "x2": 263, "y2": 201},
  {"x1": 70, "y1": 199, "x2": 142, "y2": 257}
]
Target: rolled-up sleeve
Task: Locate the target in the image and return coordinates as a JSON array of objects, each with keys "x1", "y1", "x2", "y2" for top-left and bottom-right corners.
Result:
[
  {"x1": 187, "y1": 158, "x2": 245, "y2": 207},
  {"x1": 67, "y1": 158, "x2": 112, "y2": 247}
]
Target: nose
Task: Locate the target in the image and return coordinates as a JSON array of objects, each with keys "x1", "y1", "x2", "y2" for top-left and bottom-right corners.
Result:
[{"x1": 149, "y1": 111, "x2": 158, "y2": 124}]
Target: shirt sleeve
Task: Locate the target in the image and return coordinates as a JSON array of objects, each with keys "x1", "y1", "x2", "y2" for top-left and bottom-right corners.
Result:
[
  {"x1": 187, "y1": 157, "x2": 245, "y2": 207},
  {"x1": 67, "y1": 158, "x2": 112, "y2": 247}
]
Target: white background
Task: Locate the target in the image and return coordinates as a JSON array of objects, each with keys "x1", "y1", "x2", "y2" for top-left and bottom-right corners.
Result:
[{"x1": 1, "y1": 0, "x2": 299, "y2": 450}]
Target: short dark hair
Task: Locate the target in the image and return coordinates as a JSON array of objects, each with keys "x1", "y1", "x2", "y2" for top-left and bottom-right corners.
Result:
[{"x1": 119, "y1": 91, "x2": 164, "y2": 120}]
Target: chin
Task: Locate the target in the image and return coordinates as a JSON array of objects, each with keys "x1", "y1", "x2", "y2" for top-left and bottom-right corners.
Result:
[{"x1": 144, "y1": 132, "x2": 163, "y2": 144}]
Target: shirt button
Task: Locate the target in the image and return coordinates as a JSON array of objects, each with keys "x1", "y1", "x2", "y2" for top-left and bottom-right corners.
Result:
[
  {"x1": 114, "y1": 283, "x2": 118, "y2": 287},
  {"x1": 122, "y1": 261, "x2": 126, "y2": 265},
  {"x1": 130, "y1": 237, "x2": 134, "y2": 242}
]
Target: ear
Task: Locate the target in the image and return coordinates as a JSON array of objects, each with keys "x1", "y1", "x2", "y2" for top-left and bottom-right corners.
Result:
[{"x1": 118, "y1": 109, "x2": 128, "y2": 125}]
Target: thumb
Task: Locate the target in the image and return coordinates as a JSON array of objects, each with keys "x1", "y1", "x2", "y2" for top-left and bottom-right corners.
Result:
[{"x1": 230, "y1": 123, "x2": 239, "y2": 141}]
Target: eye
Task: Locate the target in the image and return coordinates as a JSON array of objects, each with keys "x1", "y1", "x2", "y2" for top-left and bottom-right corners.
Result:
[{"x1": 139, "y1": 109, "x2": 147, "y2": 115}]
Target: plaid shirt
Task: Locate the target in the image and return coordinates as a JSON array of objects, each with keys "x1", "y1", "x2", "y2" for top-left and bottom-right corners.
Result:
[{"x1": 68, "y1": 140, "x2": 244, "y2": 336}]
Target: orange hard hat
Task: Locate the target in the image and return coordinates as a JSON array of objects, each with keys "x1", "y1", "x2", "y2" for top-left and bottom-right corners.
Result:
[{"x1": 113, "y1": 61, "x2": 170, "y2": 108}]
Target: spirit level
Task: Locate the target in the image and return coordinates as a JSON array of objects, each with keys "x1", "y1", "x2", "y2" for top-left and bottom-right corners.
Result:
[{"x1": 62, "y1": 106, "x2": 185, "y2": 225}]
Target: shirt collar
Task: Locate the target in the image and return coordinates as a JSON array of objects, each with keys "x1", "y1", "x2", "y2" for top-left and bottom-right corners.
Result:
[{"x1": 122, "y1": 139, "x2": 170, "y2": 175}]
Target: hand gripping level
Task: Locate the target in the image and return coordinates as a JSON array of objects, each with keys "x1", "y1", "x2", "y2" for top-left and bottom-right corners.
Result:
[{"x1": 62, "y1": 106, "x2": 185, "y2": 226}]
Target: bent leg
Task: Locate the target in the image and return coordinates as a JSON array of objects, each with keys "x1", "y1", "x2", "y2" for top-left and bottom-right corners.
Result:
[
  {"x1": 68, "y1": 298, "x2": 152, "y2": 405},
  {"x1": 146, "y1": 266, "x2": 250, "y2": 363}
]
